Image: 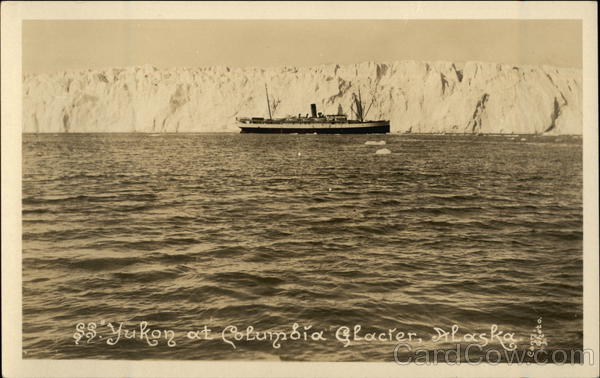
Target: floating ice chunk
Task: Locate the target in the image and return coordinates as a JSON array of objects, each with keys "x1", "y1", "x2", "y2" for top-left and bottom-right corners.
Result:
[
  {"x1": 520, "y1": 138, "x2": 527, "y2": 141},
  {"x1": 297, "y1": 152, "x2": 302, "y2": 156},
  {"x1": 365, "y1": 140, "x2": 386, "y2": 145},
  {"x1": 375, "y1": 148, "x2": 391, "y2": 155}
]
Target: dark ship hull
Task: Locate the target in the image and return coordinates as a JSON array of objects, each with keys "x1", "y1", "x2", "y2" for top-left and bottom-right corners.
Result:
[{"x1": 239, "y1": 121, "x2": 390, "y2": 134}]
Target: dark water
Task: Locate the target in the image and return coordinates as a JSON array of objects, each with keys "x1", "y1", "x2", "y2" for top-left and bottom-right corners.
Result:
[{"x1": 22, "y1": 133, "x2": 583, "y2": 361}]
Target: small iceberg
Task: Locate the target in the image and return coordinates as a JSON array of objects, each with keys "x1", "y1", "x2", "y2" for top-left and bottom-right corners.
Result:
[
  {"x1": 375, "y1": 148, "x2": 391, "y2": 155},
  {"x1": 365, "y1": 140, "x2": 386, "y2": 145}
]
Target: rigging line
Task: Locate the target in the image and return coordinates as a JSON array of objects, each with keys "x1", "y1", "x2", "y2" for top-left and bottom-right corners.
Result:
[
  {"x1": 363, "y1": 97, "x2": 376, "y2": 120},
  {"x1": 265, "y1": 83, "x2": 272, "y2": 120}
]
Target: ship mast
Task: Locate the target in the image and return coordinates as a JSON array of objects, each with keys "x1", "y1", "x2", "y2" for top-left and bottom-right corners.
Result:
[
  {"x1": 354, "y1": 88, "x2": 364, "y2": 122},
  {"x1": 265, "y1": 84, "x2": 272, "y2": 120},
  {"x1": 352, "y1": 87, "x2": 376, "y2": 122}
]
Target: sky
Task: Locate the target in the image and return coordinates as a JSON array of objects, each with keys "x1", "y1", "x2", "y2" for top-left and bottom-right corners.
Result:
[{"x1": 22, "y1": 20, "x2": 582, "y2": 74}]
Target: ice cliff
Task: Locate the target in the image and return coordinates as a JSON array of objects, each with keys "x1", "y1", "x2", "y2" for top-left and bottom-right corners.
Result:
[{"x1": 23, "y1": 61, "x2": 582, "y2": 134}]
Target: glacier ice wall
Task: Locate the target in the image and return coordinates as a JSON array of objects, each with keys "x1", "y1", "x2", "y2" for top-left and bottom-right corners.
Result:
[{"x1": 23, "y1": 61, "x2": 582, "y2": 134}]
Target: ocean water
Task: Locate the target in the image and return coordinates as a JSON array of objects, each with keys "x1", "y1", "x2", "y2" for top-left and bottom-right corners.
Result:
[{"x1": 22, "y1": 133, "x2": 583, "y2": 361}]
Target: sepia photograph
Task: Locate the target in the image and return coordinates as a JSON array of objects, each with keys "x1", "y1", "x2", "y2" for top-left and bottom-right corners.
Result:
[{"x1": 2, "y1": 1, "x2": 598, "y2": 377}]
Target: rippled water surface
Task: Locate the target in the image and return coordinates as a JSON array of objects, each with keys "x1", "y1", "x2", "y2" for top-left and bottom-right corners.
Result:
[{"x1": 22, "y1": 133, "x2": 583, "y2": 360}]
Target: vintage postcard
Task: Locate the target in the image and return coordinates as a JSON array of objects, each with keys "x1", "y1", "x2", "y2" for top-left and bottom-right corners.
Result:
[{"x1": 2, "y1": 1, "x2": 598, "y2": 377}]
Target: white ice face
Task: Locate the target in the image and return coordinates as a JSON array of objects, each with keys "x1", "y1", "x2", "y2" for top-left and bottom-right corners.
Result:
[{"x1": 23, "y1": 61, "x2": 581, "y2": 135}]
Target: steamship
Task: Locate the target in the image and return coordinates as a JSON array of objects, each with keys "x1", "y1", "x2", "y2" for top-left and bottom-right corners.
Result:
[{"x1": 237, "y1": 85, "x2": 390, "y2": 134}]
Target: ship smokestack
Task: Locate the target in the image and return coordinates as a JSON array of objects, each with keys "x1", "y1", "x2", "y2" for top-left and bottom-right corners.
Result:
[{"x1": 310, "y1": 104, "x2": 317, "y2": 118}]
